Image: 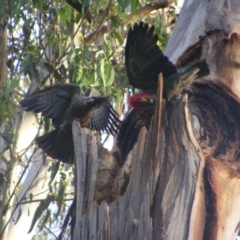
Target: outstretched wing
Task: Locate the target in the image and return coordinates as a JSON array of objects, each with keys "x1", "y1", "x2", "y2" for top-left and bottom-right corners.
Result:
[
  {"x1": 85, "y1": 88, "x2": 121, "y2": 135},
  {"x1": 20, "y1": 84, "x2": 80, "y2": 128},
  {"x1": 125, "y1": 21, "x2": 177, "y2": 91}
]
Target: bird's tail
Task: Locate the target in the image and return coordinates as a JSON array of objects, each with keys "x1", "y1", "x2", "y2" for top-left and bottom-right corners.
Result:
[
  {"x1": 36, "y1": 125, "x2": 74, "y2": 164},
  {"x1": 165, "y1": 60, "x2": 210, "y2": 99},
  {"x1": 177, "y1": 60, "x2": 209, "y2": 79},
  {"x1": 194, "y1": 60, "x2": 210, "y2": 78}
]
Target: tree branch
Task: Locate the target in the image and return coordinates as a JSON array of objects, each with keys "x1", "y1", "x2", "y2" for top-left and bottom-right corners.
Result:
[{"x1": 84, "y1": 0, "x2": 175, "y2": 45}]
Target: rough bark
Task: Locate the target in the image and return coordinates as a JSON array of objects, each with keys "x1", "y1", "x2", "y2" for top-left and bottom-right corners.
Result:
[{"x1": 72, "y1": 0, "x2": 240, "y2": 239}]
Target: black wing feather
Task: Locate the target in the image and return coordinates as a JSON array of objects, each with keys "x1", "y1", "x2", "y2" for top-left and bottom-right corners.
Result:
[
  {"x1": 125, "y1": 21, "x2": 177, "y2": 91},
  {"x1": 84, "y1": 87, "x2": 121, "y2": 135},
  {"x1": 20, "y1": 84, "x2": 80, "y2": 128},
  {"x1": 89, "y1": 103, "x2": 121, "y2": 135}
]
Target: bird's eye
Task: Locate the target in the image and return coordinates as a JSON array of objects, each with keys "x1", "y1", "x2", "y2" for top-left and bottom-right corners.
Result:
[{"x1": 84, "y1": 98, "x2": 95, "y2": 105}]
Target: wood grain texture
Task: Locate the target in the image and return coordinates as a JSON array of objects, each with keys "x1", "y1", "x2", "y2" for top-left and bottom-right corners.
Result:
[{"x1": 72, "y1": 83, "x2": 240, "y2": 240}]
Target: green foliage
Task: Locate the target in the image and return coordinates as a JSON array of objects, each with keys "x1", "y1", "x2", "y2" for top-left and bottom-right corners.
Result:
[
  {"x1": 48, "y1": 161, "x2": 60, "y2": 185},
  {"x1": 59, "y1": 5, "x2": 72, "y2": 24},
  {"x1": 28, "y1": 195, "x2": 54, "y2": 233},
  {"x1": 1, "y1": 0, "x2": 178, "y2": 238},
  {"x1": 0, "y1": 76, "x2": 19, "y2": 123},
  {"x1": 38, "y1": 209, "x2": 51, "y2": 231}
]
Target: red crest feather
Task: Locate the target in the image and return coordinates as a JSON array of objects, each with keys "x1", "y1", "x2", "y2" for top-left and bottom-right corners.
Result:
[{"x1": 127, "y1": 92, "x2": 153, "y2": 109}]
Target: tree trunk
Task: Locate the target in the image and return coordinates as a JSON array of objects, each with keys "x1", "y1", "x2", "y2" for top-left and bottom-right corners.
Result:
[
  {"x1": 72, "y1": 0, "x2": 240, "y2": 239},
  {"x1": 0, "y1": 9, "x2": 11, "y2": 239}
]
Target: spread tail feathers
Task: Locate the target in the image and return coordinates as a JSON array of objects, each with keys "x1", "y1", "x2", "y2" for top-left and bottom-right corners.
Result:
[
  {"x1": 194, "y1": 60, "x2": 210, "y2": 78},
  {"x1": 176, "y1": 60, "x2": 210, "y2": 79},
  {"x1": 164, "y1": 60, "x2": 210, "y2": 99},
  {"x1": 36, "y1": 125, "x2": 74, "y2": 164}
]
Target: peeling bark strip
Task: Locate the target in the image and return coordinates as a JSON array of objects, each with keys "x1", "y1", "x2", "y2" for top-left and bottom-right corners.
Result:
[
  {"x1": 152, "y1": 96, "x2": 204, "y2": 240},
  {"x1": 72, "y1": 121, "x2": 159, "y2": 239},
  {"x1": 204, "y1": 157, "x2": 240, "y2": 240},
  {"x1": 184, "y1": 94, "x2": 206, "y2": 240}
]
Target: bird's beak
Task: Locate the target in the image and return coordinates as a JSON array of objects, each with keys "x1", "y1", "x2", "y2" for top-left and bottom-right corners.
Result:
[
  {"x1": 84, "y1": 98, "x2": 95, "y2": 105},
  {"x1": 140, "y1": 97, "x2": 153, "y2": 103}
]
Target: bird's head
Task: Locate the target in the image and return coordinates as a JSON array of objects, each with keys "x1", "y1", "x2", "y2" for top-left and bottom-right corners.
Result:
[
  {"x1": 127, "y1": 92, "x2": 155, "y2": 109},
  {"x1": 83, "y1": 96, "x2": 108, "y2": 109}
]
